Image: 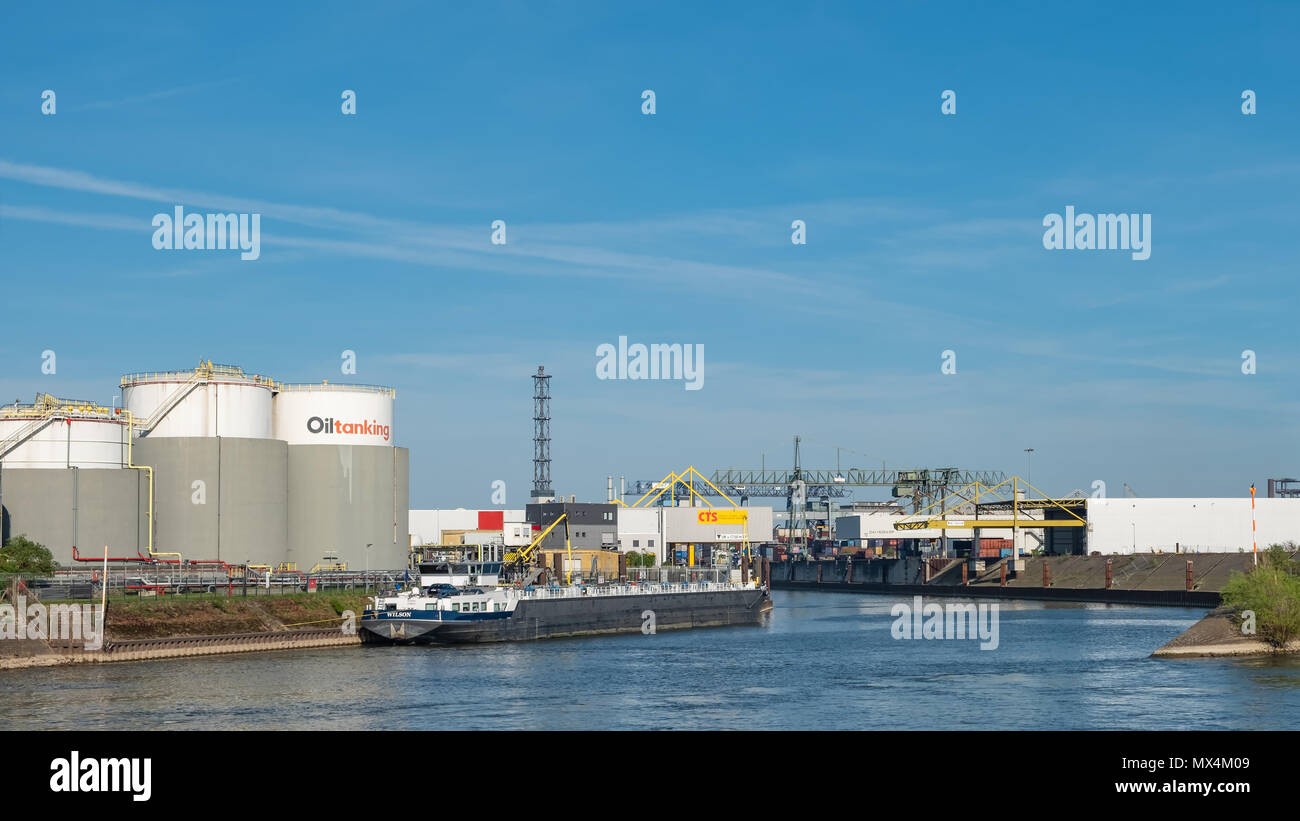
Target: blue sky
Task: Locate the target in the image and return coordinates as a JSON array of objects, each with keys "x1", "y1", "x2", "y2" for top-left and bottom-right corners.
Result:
[{"x1": 1, "y1": 1, "x2": 1297, "y2": 506}]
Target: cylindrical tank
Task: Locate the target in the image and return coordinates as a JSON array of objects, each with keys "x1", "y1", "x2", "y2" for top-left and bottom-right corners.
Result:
[
  {"x1": 273, "y1": 383, "x2": 395, "y2": 446},
  {"x1": 276, "y1": 382, "x2": 404, "y2": 570},
  {"x1": 285, "y1": 444, "x2": 409, "y2": 571},
  {"x1": 0, "y1": 397, "x2": 127, "y2": 469},
  {"x1": 120, "y1": 361, "x2": 276, "y2": 438},
  {"x1": 134, "y1": 436, "x2": 289, "y2": 565}
]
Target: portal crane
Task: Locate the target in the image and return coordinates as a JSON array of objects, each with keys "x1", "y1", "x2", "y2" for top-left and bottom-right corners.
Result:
[{"x1": 506, "y1": 512, "x2": 575, "y2": 585}]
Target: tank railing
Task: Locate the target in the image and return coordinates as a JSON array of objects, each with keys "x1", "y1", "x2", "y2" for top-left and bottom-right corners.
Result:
[
  {"x1": 0, "y1": 395, "x2": 114, "y2": 418},
  {"x1": 119, "y1": 371, "x2": 280, "y2": 387},
  {"x1": 0, "y1": 400, "x2": 122, "y2": 460},
  {"x1": 277, "y1": 382, "x2": 396, "y2": 397}
]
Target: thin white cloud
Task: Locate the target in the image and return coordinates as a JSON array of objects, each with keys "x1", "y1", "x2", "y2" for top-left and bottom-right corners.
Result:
[
  {"x1": 0, "y1": 204, "x2": 142, "y2": 231},
  {"x1": 63, "y1": 78, "x2": 251, "y2": 112}
]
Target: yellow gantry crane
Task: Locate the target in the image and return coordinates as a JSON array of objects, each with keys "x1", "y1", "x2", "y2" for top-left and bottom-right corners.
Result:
[
  {"x1": 893, "y1": 476, "x2": 1086, "y2": 529},
  {"x1": 508, "y1": 512, "x2": 575, "y2": 584},
  {"x1": 626, "y1": 465, "x2": 753, "y2": 570},
  {"x1": 892, "y1": 476, "x2": 1087, "y2": 560},
  {"x1": 626, "y1": 465, "x2": 738, "y2": 510}
]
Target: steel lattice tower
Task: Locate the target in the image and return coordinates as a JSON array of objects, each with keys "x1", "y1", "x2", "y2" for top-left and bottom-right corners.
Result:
[{"x1": 531, "y1": 366, "x2": 553, "y2": 500}]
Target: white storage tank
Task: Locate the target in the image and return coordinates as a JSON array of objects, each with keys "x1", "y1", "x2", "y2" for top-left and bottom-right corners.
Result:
[
  {"x1": 0, "y1": 396, "x2": 127, "y2": 469},
  {"x1": 120, "y1": 360, "x2": 276, "y2": 438},
  {"x1": 273, "y1": 383, "x2": 395, "y2": 446}
]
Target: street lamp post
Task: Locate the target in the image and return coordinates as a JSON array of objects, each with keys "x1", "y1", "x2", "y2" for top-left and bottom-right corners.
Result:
[
  {"x1": 365, "y1": 543, "x2": 374, "y2": 592},
  {"x1": 1024, "y1": 448, "x2": 1035, "y2": 487}
]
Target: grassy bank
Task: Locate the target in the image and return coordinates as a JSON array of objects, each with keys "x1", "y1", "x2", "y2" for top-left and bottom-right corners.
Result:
[{"x1": 102, "y1": 592, "x2": 371, "y2": 640}]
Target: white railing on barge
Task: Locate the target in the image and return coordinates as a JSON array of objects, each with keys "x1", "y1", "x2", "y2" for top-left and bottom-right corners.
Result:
[{"x1": 516, "y1": 580, "x2": 760, "y2": 601}]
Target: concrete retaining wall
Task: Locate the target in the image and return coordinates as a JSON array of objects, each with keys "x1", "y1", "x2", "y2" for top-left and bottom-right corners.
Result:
[
  {"x1": 0, "y1": 467, "x2": 145, "y2": 564},
  {"x1": 771, "y1": 556, "x2": 1226, "y2": 607},
  {"x1": 0, "y1": 629, "x2": 360, "y2": 670},
  {"x1": 774, "y1": 578, "x2": 1220, "y2": 607}
]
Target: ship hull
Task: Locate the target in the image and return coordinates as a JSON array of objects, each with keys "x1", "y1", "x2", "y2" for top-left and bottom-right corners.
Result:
[{"x1": 360, "y1": 588, "x2": 771, "y2": 645}]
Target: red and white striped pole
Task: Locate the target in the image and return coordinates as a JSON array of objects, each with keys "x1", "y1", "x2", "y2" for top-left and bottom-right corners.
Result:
[{"x1": 1250, "y1": 483, "x2": 1257, "y2": 567}]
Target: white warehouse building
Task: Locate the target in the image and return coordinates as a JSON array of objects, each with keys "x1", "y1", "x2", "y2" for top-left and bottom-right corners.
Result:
[
  {"x1": 836, "y1": 497, "x2": 1300, "y2": 556},
  {"x1": 1086, "y1": 498, "x2": 1300, "y2": 554}
]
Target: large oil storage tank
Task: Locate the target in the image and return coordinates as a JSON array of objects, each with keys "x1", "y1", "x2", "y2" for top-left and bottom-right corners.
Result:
[
  {"x1": 116, "y1": 360, "x2": 288, "y2": 565},
  {"x1": 275, "y1": 383, "x2": 408, "y2": 571},
  {"x1": 132, "y1": 436, "x2": 288, "y2": 566},
  {"x1": 0, "y1": 394, "x2": 128, "y2": 469},
  {"x1": 272, "y1": 382, "x2": 394, "y2": 446},
  {"x1": 121, "y1": 360, "x2": 275, "y2": 439},
  {"x1": 0, "y1": 395, "x2": 142, "y2": 564}
]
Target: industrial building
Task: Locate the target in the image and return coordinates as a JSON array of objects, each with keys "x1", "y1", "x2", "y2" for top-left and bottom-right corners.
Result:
[
  {"x1": 1086, "y1": 498, "x2": 1299, "y2": 554},
  {"x1": 835, "y1": 496, "x2": 1300, "y2": 557},
  {"x1": 409, "y1": 500, "x2": 775, "y2": 567},
  {"x1": 0, "y1": 361, "x2": 408, "y2": 570},
  {"x1": 527, "y1": 502, "x2": 618, "y2": 551}
]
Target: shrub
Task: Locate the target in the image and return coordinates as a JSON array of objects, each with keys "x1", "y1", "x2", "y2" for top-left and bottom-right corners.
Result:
[
  {"x1": 1263, "y1": 543, "x2": 1299, "y2": 575},
  {"x1": 0, "y1": 534, "x2": 58, "y2": 575},
  {"x1": 1221, "y1": 559, "x2": 1300, "y2": 651},
  {"x1": 624, "y1": 551, "x2": 657, "y2": 568}
]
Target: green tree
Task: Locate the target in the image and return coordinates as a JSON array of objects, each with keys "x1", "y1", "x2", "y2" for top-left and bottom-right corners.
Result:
[
  {"x1": 1262, "y1": 542, "x2": 1299, "y2": 575},
  {"x1": 1221, "y1": 553, "x2": 1300, "y2": 651},
  {"x1": 0, "y1": 534, "x2": 58, "y2": 575}
]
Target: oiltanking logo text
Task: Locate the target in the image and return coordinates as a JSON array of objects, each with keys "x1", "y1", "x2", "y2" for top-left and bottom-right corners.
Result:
[{"x1": 306, "y1": 415, "x2": 390, "y2": 441}]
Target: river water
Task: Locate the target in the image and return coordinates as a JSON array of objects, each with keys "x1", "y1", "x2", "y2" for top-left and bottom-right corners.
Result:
[{"x1": 3, "y1": 590, "x2": 1299, "y2": 730}]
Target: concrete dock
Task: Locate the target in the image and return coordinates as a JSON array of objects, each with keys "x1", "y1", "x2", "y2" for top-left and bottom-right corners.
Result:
[{"x1": 769, "y1": 553, "x2": 1257, "y2": 606}]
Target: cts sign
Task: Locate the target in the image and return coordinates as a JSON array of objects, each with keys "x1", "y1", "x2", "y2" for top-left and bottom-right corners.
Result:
[{"x1": 696, "y1": 510, "x2": 748, "y2": 525}]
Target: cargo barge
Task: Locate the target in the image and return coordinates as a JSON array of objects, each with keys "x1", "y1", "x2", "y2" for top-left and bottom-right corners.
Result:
[{"x1": 359, "y1": 562, "x2": 771, "y2": 644}]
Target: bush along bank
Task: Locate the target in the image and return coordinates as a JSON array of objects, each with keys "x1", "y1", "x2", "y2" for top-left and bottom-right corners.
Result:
[{"x1": 1154, "y1": 545, "x2": 1300, "y2": 658}]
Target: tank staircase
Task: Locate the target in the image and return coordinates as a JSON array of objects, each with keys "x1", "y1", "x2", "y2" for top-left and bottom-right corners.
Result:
[
  {"x1": 135, "y1": 369, "x2": 205, "y2": 437},
  {"x1": 0, "y1": 413, "x2": 60, "y2": 460},
  {"x1": 0, "y1": 394, "x2": 108, "y2": 460}
]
